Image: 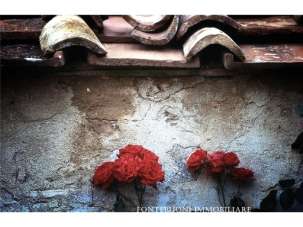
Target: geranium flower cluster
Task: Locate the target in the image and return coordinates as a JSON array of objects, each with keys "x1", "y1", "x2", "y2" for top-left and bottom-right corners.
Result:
[
  {"x1": 93, "y1": 145, "x2": 165, "y2": 189},
  {"x1": 186, "y1": 148, "x2": 254, "y2": 181}
]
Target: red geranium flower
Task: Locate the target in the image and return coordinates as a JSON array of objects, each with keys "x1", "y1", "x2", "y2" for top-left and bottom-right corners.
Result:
[
  {"x1": 118, "y1": 144, "x2": 143, "y2": 157},
  {"x1": 223, "y1": 152, "x2": 240, "y2": 167},
  {"x1": 208, "y1": 151, "x2": 225, "y2": 168},
  {"x1": 139, "y1": 159, "x2": 164, "y2": 186},
  {"x1": 112, "y1": 144, "x2": 164, "y2": 184},
  {"x1": 140, "y1": 149, "x2": 159, "y2": 162},
  {"x1": 209, "y1": 166, "x2": 225, "y2": 174},
  {"x1": 230, "y1": 167, "x2": 254, "y2": 181},
  {"x1": 208, "y1": 151, "x2": 226, "y2": 174},
  {"x1": 119, "y1": 144, "x2": 158, "y2": 161},
  {"x1": 113, "y1": 155, "x2": 142, "y2": 183},
  {"x1": 92, "y1": 162, "x2": 115, "y2": 189},
  {"x1": 186, "y1": 149, "x2": 208, "y2": 171},
  {"x1": 93, "y1": 145, "x2": 165, "y2": 209}
]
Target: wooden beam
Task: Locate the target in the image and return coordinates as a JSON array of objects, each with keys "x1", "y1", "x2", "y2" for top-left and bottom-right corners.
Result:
[
  {"x1": 224, "y1": 44, "x2": 303, "y2": 70},
  {"x1": 0, "y1": 44, "x2": 65, "y2": 67},
  {"x1": 58, "y1": 68, "x2": 234, "y2": 77},
  {"x1": 87, "y1": 43, "x2": 200, "y2": 68},
  {"x1": 2, "y1": 65, "x2": 235, "y2": 77},
  {"x1": 177, "y1": 15, "x2": 303, "y2": 41},
  {"x1": 0, "y1": 18, "x2": 45, "y2": 40},
  {"x1": 237, "y1": 16, "x2": 303, "y2": 36},
  {"x1": 241, "y1": 44, "x2": 303, "y2": 63},
  {"x1": 130, "y1": 16, "x2": 179, "y2": 46}
]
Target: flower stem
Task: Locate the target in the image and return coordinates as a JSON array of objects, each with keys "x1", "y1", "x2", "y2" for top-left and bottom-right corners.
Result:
[
  {"x1": 113, "y1": 183, "x2": 136, "y2": 211},
  {"x1": 217, "y1": 174, "x2": 226, "y2": 207},
  {"x1": 134, "y1": 181, "x2": 146, "y2": 208}
]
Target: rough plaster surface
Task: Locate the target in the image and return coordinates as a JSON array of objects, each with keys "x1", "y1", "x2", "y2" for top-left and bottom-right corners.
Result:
[{"x1": 1, "y1": 73, "x2": 303, "y2": 211}]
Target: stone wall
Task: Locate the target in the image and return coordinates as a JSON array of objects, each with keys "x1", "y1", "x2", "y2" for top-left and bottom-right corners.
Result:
[{"x1": 1, "y1": 73, "x2": 303, "y2": 211}]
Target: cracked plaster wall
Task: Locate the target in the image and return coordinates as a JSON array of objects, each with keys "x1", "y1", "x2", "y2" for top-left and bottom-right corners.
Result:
[{"x1": 1, "y1": 73, "x2": 303, "y2": 211}]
